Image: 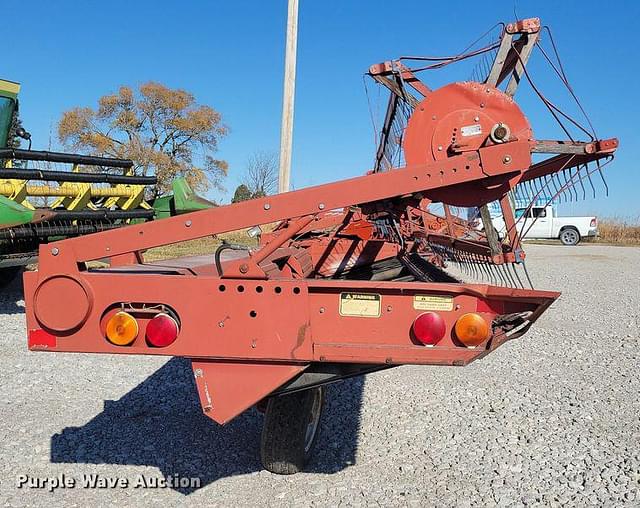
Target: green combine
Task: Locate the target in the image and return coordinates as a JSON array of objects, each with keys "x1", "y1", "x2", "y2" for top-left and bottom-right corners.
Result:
[{"x1": 0, "y1": 79, "x2": 213, "y2": 281}]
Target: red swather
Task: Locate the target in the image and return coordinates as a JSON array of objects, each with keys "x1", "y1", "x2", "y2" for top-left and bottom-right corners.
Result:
[{"x1": 22, "y1": 17, "x2": 617, "y2": 473}]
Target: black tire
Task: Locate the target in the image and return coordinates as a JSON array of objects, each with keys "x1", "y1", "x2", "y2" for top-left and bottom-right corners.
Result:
[
  {"x1": 260, "y1": 386, "x2": 324, "y2": 474},
  {"x1": 559, "y1": 227, "x2": 581, "y2": 246},
  {"x1": 0, "y1": 266, "x2": 23, "y2": 288}
]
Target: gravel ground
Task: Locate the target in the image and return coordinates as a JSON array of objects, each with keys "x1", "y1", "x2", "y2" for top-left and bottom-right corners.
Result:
[{"x1": 0, "y1": 244, "x2": 638, "y2": 507}]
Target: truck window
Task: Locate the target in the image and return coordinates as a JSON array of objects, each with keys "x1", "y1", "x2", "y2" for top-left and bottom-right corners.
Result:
[
  {"x1": 532, "y1": 207, "x2": 546, "y2": 218},
  {"x1": 515, "y1": 208, "x2": 526, "y2": 219}
]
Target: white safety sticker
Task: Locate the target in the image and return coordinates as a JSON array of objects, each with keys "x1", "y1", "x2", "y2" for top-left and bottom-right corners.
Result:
[
  {"x1": 413, "y1": 295, "x2": 454, "y2": 311},
  {"x1": 461, "y1": 124, "x2": 483, "y2": 137}
]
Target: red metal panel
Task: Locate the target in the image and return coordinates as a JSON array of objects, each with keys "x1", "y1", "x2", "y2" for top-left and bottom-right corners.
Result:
[
  {"x1": 191, "y1": 360, "x2": 307, "y2": 424},
  {"x1": 25, "y1": 271, "x2": 315, "y2": 361},
  {"x1": 24, "y1": 269, "x2": 558, "y2": 365}
]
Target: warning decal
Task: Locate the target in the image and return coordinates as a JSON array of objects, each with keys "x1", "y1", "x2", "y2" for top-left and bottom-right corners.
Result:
[
  {"x1": 339, "y1": 293, "x2": 381, "y2": 318},
  {"x1": 413, "y1": 295, "x2": 454, "y2": 311}
]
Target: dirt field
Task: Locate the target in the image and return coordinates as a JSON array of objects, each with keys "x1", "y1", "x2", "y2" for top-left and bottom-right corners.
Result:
[{"x1": 0, "y1": 244, "x2": 638, "y2": 507}]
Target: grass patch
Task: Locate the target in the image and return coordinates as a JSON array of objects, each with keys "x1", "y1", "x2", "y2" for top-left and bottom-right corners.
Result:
[{"x1": 143, "y1": 230, "x2": 257, "y2": 262}]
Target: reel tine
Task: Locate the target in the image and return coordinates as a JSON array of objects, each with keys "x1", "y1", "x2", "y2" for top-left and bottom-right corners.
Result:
[
  {"x1": 492, "y1": 262, "x2": 501, "y2": 286},
  {"x1": 474, "y1": 254, "x2": 482, "y2": 282},
  {"x1": 477, "y1": 255, "x2": 488, "y2": 283},
  {"x1": 547, "y1": 174, "x2": 560, "y2": 199},
  {"x1": 498, "y1": 263, "x2": 508, "y2": 287},
  {"x1": 596, "y1": 159, "x2": 609, "y2": 197},
  {"x1": 575, "y1": 165, "x2": 587, "y2": 200},
  {"x1": 510, "y1": 263, "x2": 524, "y2": 289},
  {"x1": 480, "y1": 256, "x2": 489, "y2": 284},
  {"x1": 493, "y1": 263, "x2": 502, "y2": 286},
  {"x1": 469, "y1": 253, "x2": 477, "y2": 280},
  {"x1": 456, "y1": 249, "x2": 465, "y2": 275},
  {"x1": 500, "y1": 264, "x2": 509, "y2": 287},
  {"x1": 503, "y1": 263, "x2": 516, "y2": 288},
  {"x1": 553, "y1": 172, "x2": 566, "y2": 203},
  {"x1": 563, "y1": 168, "x2": 576, "y2": 202},
  {"x1": 524, "y1": 180, "x2": 533, "y2": 201},
  {"x1": 530, "y1": 177, "x2": 540, "y2": 197},
  {"x1": 479, "y1": 256, "x2": 486, "y2": 283},
  {"x1": 489, "y1": 261, "x2": 499, "y2": 285},
  {"x1": 534, "y1": 176, "x2": 545, "y2": 198},
  {"x1": 522, "y1": 261, "x2": 534, "y2": 289},
  {"x1": 480, "y1": 257, "x2": 491, "y2": 284},
  {"x1": 585, "y1": 162, "x2": 597, "y2": 199}
]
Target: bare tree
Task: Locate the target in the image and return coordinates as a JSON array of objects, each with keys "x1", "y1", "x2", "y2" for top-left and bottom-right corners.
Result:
[{"x1": 243, "y1": 150, "x2": 278, "y2": 198}]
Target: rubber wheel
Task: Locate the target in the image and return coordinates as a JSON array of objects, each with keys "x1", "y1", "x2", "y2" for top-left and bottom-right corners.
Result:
[
  {"x1": 0, "y1": 266, "x2": 23, "y2": 288},
  {"x1": 260, "y1": 387, "x2": 324, "y2": 474},
  {"x1": 559, "y1": 227, "x2": 580, "y2": 246}
]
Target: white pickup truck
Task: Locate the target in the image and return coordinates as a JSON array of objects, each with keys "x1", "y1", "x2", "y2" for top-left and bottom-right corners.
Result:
[{"x1": 488, "y1": 205, "x2": 598, "y2": 245}]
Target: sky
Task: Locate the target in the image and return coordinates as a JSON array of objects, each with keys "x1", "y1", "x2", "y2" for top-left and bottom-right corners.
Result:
[{"x1": 5, "y1": 0, "x2": 639, "y2": 217}]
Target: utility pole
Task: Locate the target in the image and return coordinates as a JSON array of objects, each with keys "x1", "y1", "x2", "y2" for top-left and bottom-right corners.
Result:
[{"x1": 278, "y1": 0, "x2": 299, "y2": 193}]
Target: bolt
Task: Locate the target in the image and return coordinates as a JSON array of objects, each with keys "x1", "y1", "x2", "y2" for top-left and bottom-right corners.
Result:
[
  {"x1": 432, "y1": 115, "x2": 436, "y2": 120},
  {"x1": 319, "y1": 356, "x2": 326, "y2": 361},
  {"x1": 503, "y1": 155, "x2": 512, "y2": 164},
  {"x1": 264, "y1": 203, "x2": 271, "y2": 210},
  {"x1": 51, "y1": 247, "x2": 59, "y2": 256},
  {"x1": 318, "y1": 203, "x2": 325, "y2": 210},
  {"x1": 251, "y1": 340, "x2": 257, "y2": 349},
  {"x1": 386, "y1": 305, "x2": 393, "y2": 312},
  {"x1": 194, "y1": 368, "x2": 203, "y2": 377},
  {"x1": 474, "y1": 116, "x2": 480, "y2": 122},
  {"x1": 218, "y1": 321, "x2": 224, "y2": 328},
  {"x1": 106, "y1": 247, "x2": 111, "y2": 252},
  {"x1": 480, "y1": 103, "x2": 485, "y2": 108},
  {"x1": 455, "y1": 304, "x2": 461, "y2": 310},
  {"x1": 239, "y1": 263, "x2": 249, "y2": 274},
  {"x1": 185, "y1": 220, "x2": 192, "y2": 227},
  {"x1": 319, "y1": 307, "x2": 325, "y2": 314},
  {"x1": 437, "y1": 145, "x2": 443, "y2": 151}
]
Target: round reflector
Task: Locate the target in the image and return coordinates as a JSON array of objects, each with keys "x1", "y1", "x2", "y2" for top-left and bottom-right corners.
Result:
[
  {"x1": 146, "y1": 313, "x2": 179, "y2": 347},
  {"x1": 106, "y1": 311, "x2": 138, "y2": 346},
  {"x1": 412, "y1": 312, "x2": 446, "y2": 346},
  {"x1": 454, "y1": 313, "x2": 490, "y2": 347}
]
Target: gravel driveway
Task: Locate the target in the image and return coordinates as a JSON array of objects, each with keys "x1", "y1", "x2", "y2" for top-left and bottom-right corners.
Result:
[{"x1": 1, "y1": 244, "x2": 638, "y2": 506}]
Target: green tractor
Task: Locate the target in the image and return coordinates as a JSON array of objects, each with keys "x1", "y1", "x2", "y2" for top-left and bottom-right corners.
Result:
[{"x1": 0, "y1": 79, "x2": 214, "y2": 283}]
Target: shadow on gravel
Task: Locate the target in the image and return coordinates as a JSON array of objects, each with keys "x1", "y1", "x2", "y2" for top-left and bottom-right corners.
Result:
[
  {"x1": 0, "y1": 268, "x2": 26, "y2": 315},
  {"x1": 50, "y1": 357, "x2": 364, "y2": 494}
]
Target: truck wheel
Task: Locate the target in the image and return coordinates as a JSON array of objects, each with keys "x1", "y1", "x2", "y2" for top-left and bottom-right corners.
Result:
[
  {"x1": 560, "y1": 227, "x2": 580, "y2": 246},
  {"x1": 260, "y1": 386, "x2": 324, "y2": 474}
]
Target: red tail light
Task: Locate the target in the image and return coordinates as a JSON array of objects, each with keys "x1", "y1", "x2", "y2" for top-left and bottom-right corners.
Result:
[
  {"x1": 590, "y1": 218, "x2": 597, "y2": 228},
  {"x1": 412, "y1": 312, "x2": 446, "y2": 346},
  {"x1": 146, "y1": 313, "x2": 179, "y2": 347}
]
